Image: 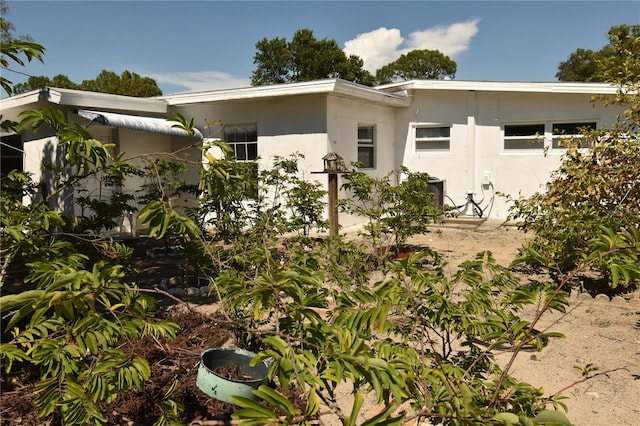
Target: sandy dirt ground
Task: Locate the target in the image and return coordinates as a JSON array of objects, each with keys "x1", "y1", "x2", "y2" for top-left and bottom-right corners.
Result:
[{"x1": 409, "y1": 222, "x2": 640, "y2": 426}]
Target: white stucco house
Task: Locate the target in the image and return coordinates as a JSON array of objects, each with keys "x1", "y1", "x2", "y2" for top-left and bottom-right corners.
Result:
[{"x1": 0, "y1": 79, "x2": 622, "y2": 232}]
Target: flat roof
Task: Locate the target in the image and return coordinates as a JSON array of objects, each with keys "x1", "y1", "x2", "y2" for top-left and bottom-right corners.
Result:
[
  {"x1": 1, "y1": 80, "x2": 621, "y2": 117},
  {"x1": 0, "y1": 87, "x2": 168, "y2": 114},
  {"x1": 377, "y1": 79, "x2": 620, "y2": 95},
  {"x1": 157, "y1": 79, "x2": 411, "y2": 107}
]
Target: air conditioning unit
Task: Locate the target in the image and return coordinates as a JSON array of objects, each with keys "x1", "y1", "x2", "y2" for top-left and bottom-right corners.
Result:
[{"x1": 426, "y1": 177, "x2": 445, "y2": 206}]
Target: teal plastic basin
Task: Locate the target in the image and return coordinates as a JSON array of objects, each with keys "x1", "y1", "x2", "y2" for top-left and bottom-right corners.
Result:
[{"x1": 196, "y1": 347, "x2": 269, "y2": 403}]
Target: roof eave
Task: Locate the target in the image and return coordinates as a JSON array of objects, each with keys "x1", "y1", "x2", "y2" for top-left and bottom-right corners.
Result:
[
  {"x1": 160, "y1": 79, "x2": 411, "y2": 107},
  {"x1": 0, "y1": 87, "x2": 169, "y2": 114},
  {"x1": 0, "y1": 89, "x2": 45, "y2": 110},
  {"x1": 378, "y1": 80, "x2": 620, "y2": 95}
]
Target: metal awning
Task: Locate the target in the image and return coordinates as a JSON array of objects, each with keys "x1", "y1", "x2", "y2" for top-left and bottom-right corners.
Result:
[{"x1": 78, "y1": 109, "x2": 203, "y2": 140}]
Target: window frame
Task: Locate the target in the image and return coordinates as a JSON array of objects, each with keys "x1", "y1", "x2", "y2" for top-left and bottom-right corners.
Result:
[
  {"x1": 357, "y1": 124, "x2": 376, "y2": 169},
  {"x1": 503, "y1": 123, "x2": 545, "y2": 151},
  {"x1": 501, "y1": 121, "x2": 598, "y2": 153},
  {"x1": 414, "y1": 124, "x2": 452, "y2": 152},
  {"x1": 551, "y1": 121, "x2": 597, "y2": 150},
  {"x1": 223, "y1": 123, "x2": 258, "y2": 161},
  {"x1": 222, "y1": 123, "x2": 259, "y2": 199}
]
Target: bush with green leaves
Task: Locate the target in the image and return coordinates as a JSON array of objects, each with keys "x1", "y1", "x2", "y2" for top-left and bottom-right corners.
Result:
[
  {"x1": 340, "y1": 165, "x2": 443, "y2": 260},
  {"x1": 197, "y1": 146, "x2": 327, "y2": 243},
  {"x1": 0, "y1": 111, "x2": 183, "y2": 425},
  {"x1": 505, "y1": 34, "x2": 640, "y2": 287},
  {"x1": 137, "y1": 157, "x2": 197, "y2": 206},
  {"x1": 206, "y1": 237, "x2": 578, "y2": 425},
  {"x1": 0, "y1": 240, "x2": 179, "y2": 424},
  {"x1": 505, "y1": 129, "x2": 639, "y2": 284}
]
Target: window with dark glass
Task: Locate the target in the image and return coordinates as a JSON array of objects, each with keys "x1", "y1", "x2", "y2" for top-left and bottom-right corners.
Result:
[
  {"x1": 504, "y1": 124, "x2": 545, "y2": 150},
  {"x1": 223, "y1": 124, "x2": 258, "y2": 198},
  {"x1": 223, "y1": 124, "x2": 258, "y2": 160},
  {"x1": 357, "y1": 125, "x2": 375, "y2": 168},
  {"x1": 552, "y1": 122, "x2": 596, "y2": 149},
  {"x1": 415, "y1": 126, "x2": 451, "y2": 151},
  {"x1": 0, "y1": 133, "x2": 23, "y2": 179}
]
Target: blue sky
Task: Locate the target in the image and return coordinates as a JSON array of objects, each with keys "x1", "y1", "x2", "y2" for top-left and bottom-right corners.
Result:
[{"x1": 3, "y1": 1, "x2": 639, "y2": 95}]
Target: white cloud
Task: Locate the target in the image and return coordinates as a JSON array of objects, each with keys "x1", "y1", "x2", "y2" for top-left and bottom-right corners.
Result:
[
  {"x1": 404, "y1": 19, "x2": 480, "y2": 56},
  {"x1": 343, "y1": 27, "x2": 404, "y2": 72},
  {"x1": 343, "y1": 19, "x2": 480, "y2": 72},
  {"x1": 147, "y1": 71, "x2": 250, "y2": 93}
]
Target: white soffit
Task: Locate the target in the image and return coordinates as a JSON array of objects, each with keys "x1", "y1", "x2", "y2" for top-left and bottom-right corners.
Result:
[{"x1": 78, "y1": 109, "x2": 203, "y2": 140}]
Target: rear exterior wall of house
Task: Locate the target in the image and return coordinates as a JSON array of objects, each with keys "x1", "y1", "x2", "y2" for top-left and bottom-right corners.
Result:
[{"x1": 395, "y1": 90, "x2": 621, "y2": 220}]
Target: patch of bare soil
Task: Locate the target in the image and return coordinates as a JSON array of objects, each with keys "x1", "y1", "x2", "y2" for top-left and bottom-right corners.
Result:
[{"x1": 411, "y1": 222, "x2": 640, "y2": 426}]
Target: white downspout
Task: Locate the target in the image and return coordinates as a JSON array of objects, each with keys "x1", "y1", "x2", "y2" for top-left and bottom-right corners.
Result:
[{"x1": 466, "y1": 91, "x2": 477, "y2": 195}]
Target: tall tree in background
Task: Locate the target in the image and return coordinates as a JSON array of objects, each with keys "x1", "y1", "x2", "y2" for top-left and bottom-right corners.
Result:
[
  {"x1": 556, "y1": 24, "x2": 640, "y2": 82},
  {"x1": 251, "y1": 29, "x2": 375, "y2": 86},
  {"x1": 12, "y1": 69, "x2": 162, "y2": 97},
  {"x1": 12, "y1": 74, "x2": 77, "y2": 93},
  {"x1": 375, "y1": 49, "x2": 457, "y2": 84},
  {"x1": 251, "y1": 36, "x2": 290, "y2": 85},
  {"x1": 79, "y1": 69, "x2": 162, "y2": 97}
]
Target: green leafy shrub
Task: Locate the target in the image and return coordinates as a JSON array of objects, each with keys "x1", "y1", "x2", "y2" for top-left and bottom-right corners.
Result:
[
  {"x1": 340, "y1": 165, "x2": 443, "y2": 264},
  {"x1": 505, "y1": 51, "x2": 640, "y2": 287},
  {"x1": 1, "y1": 106, "x2": 182, "y2": 424}
]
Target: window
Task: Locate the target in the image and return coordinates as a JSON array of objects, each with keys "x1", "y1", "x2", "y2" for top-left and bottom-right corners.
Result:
[
  {"x1": 223, "y1": 124, "x2": 257, "y2": 160},
  {"x1": 223, "y1": 124, "x2": 258, "y2": 198},
  {"x1": 0, "y1": 133, "x2": 23, "y2": 179},
  {"x1": 503, "y1": 124, "x2": 545, "y2": 150},
  {"x1": 357, "y1": 125, "x2": 375, "y2": 168},
  {"x1": 552, "y1": 122, "x2": 596, "y2": 149},
  {"x1": 415, "y1": 126, "x2": 450, "y2": 151}
]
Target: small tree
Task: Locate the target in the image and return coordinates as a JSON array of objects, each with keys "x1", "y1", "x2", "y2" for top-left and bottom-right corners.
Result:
[
  {"x1": 340, "y1": 165, "x2": 442, "y2": 260},
  {"x1": 196, "y1": 139, "x2": 256, "y2": 241},
  {"x1": 1, "y1": 109, "x2": 182, "y2": 425}
]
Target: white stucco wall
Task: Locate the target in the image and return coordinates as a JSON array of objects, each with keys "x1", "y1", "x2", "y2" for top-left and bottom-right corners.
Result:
[
  {"x1": 326, "y1": 95, "x2": 398, "y2": 228},
  {"x1": 396, "y1": 89, "x2": 621, "y2": 220},
  {"x1": 176, "y1": 93, "x2": 401, "y2": 230},
  {"x1": 177, "y1": 94, "x2": 328, "y2": 175},
  {"x1": 174, "y1": 95, "x2": 333, "y2": 230},
  {"x1": 22, "y1": 134, "x2": 68, "y2": 209}
]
